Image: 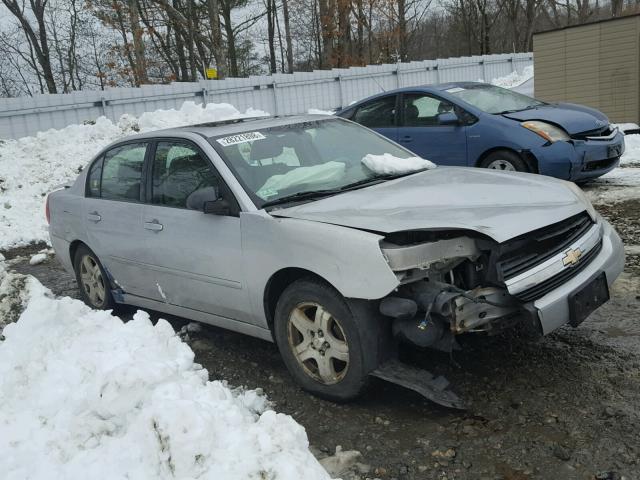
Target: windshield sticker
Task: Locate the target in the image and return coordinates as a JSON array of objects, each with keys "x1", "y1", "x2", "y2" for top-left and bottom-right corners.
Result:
[
  {"x1": 216, "y1": 131, "x2": 266, "y2": 146},
  {"x1": 445, "y1": 87, "x2": 465, "y2": 93}
]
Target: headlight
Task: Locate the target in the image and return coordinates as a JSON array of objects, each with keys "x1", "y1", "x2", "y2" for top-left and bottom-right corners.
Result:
[
  {"x1": 566, "y1": 181, "x2": 598, "y2": 220},
  {"x1": 521, "y1": 121, "x2": 570, "y2": 143}
]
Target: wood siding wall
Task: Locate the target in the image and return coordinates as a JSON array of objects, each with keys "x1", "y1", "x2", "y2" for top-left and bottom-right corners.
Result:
[{"x1": 534, "y1": 16, "x2": 640, "y2": 123}]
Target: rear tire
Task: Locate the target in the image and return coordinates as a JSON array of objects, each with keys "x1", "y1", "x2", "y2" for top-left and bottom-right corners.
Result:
[
  {"x1": 273, "y1": 278, "x2": 374, "y2": 401},
  {"x1": 73, "y1": 245, "x2": 115, "y2": 310},
  {"x1": 479, "y1": 150, "x2": 529, "y2": 172}
]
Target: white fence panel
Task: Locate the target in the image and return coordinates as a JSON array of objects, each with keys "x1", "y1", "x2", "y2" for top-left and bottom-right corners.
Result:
[{"x1": 0, "y1": 52, "x2": 533, "y2": 139}]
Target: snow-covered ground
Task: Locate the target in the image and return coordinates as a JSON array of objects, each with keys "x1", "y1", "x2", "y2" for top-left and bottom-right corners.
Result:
[{"x1": 0, "y1": 259, "x2": 332, "y2": 480}]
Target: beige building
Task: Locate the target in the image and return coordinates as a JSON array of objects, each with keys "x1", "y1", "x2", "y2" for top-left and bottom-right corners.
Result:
[{"x1": 533, "y1": 14, "x2": 640, "y2": 123}]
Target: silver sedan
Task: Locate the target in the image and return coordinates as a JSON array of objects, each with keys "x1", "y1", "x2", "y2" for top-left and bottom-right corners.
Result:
[{"x1": 47, "y1": 115, "x2": 624, "y2": 401}]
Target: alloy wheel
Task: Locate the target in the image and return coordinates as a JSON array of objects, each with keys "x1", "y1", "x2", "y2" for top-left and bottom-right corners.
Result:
[
  {"x1": 486, "y1": 159, "x2": 516, "y2": 171},
  {"x1": 287, "y1": 302, "x2": 350, "y2": 385},
  {"x1": 79, "y1": 254, "x2": 106, "y2": 307}
]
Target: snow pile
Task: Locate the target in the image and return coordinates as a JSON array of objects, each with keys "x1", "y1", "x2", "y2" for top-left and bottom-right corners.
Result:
[
  {"x1": 0, "y1": 101, "x2": 268, "y2": 250},
  {"x1": 362, "y1": 153, "x2": 435, "y2": 175},
  {"x1": 621, "y1": 133, "x2": 640, "y2": 166},
  {"x1": 491, "y1": 65, "x2": 534, "y2": 89},
  {"x1": 0, "y1": 263, "x2": 332, "y2": 480},
  {"x1": 308, "y1": 108, "x2": 335, "y2": 115}
]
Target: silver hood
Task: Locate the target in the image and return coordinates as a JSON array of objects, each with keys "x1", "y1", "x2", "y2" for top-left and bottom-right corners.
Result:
[{"x1": 271, "y1": 168, "x2": 588, "y2": 243}]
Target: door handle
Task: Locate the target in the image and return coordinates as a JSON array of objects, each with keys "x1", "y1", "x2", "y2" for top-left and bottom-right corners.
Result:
[
  {"x1": 87, "y1": 211, "x2": 101, "y2": 222},
  {"x1": 400, "y1": 135, "x2": 413, "y2": 143},
  {"x1": 144, "y1": 219, "x2": 164, "y2": 232}
]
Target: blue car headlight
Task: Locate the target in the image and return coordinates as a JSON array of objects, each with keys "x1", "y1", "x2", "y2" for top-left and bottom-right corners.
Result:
[{"x1": 521, "y1": 121, "x2": 570, "y2": 143}]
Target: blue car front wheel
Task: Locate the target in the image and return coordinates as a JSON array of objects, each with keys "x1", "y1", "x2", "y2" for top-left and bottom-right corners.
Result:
[{"x1": 480, "y1": 150, "x2": 530, "y2": 173}]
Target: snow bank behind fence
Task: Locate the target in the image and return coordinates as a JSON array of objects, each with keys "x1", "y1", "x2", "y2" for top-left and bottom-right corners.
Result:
[
  {"x1": 0, "y1": 102, "x2": 268, "y2": 250},
  {"x1": 0, "y1": 260, "x2": 331, "y2": 480}
]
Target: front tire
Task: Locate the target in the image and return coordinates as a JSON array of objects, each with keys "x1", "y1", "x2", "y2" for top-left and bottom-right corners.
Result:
[
  {"x1": 479, "y1": 150, "x2": 530, "y2": 172},
  {"x1": 73, "y1": 245, "x2": 114, "y2": 310},
  {"x1": 274, "y1": 278, "x2": 372, "y2": 401}
]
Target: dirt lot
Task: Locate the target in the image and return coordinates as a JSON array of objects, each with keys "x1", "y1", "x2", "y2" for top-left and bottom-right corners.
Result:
[{"x1": 5, "y1": 194, "x2": 640, "y2": 480}]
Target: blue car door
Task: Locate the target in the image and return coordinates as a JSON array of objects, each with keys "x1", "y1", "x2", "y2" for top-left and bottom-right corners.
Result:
[
  {"x1": 351, "y1": 94, "x2": 398, "y2": 142},
  {"x1": 398, "y1": 93, "x2": 468, "y2": 166}
]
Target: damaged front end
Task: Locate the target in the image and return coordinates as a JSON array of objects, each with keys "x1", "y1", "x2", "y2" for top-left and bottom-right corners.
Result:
[{"x1": 379, "y1": 230, "x2": 528, "y2": 351}]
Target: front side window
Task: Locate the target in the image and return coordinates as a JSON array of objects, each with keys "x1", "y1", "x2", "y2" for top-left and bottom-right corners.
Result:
[
  {"x1": 100, "y1": 143, "x2": 147, "y2": 201},
  {"x1": 403, "y1": 94, "x2": 456, "y2": 127},
  {"x1": 210, "y1": 118, "x2": 416, "y2": 207},
  {"x1": 353, "y1": 95, "x2": 397, "y2": 128},
  {"x1": 151, "y1": 141, "x2": 219, "y2": 209}
]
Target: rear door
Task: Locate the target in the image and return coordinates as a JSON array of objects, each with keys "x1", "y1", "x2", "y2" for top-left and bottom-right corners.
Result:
[
  {"x1": 398, "y1": 93, "x2": 468, "y2": 166},
  {"x1": 138, "y1": 139, "x2": 251, "y2": 322},
  {"x1": 350, "y1": 94, "x2": 399, "y2": 142},
  {"x1": 83, "y1": 142, "x2": 151, "y2": 297}
]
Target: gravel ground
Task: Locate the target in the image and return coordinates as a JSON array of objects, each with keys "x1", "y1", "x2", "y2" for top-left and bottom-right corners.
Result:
[{"x1": 4, "y1": 194, "x2": 640, "y2": 480}]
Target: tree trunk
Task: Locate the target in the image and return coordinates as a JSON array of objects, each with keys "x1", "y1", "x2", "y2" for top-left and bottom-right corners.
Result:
[
  {"x1": 266, "y1": 0, "x2": 277, "y2": 73},
  {"x1": 128, "y1": 0, "x2": 149, "y2": 84},
  {"x1": 206, "y1": 0, "x2": 227, "y2": 78},
  {"x1": 220, "y1": 1, "x2": 239, "y2": 76},
  {"x1": 281, "y1": 0, "x2": 294, "y2": 72},
  {"x1": 318, "y1": 0, "x2": 335, "y2": 68},
  {"x1": 1, "y1": 0, "x2": 58, "y2": 93},
  {"x1": 397, "y1": 0, "x2": 408, "y2": 61},
  {"x1": 611, "y1": 0, "x2": 623, "y2": 16}
]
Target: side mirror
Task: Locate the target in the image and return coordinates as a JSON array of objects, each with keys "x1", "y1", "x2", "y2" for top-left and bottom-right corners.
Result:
[
  {"x1": 203, "y1": 198, "x2": 231, "y2": 216},
  {"x1": 437, "y1": 111, "x2": 459, "y2": 126},
  {"x1": 185, "y1": 186, "x2": 227, "y2": 215}
]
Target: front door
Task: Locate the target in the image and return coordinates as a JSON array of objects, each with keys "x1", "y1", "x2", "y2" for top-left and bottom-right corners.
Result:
[
  {"x1": 351, "y1": 94, "x2": 398, "y2": 142},
  {"x1": 398, "y1": 93, "x2": 468, "y2": 166},
  {"x1": 139, "y1": 140, "x2": 251, "y2": 322},
  {"x1": 83, "y1": 141, "x2": 151, "y2": 298}
]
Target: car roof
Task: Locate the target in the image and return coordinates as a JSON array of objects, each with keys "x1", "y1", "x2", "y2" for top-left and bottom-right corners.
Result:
[
  {"x1": 340, "y1": 82, "x2": 489, "y2": 109},
  {"x1": 119, "y1": 114, "x2": 336, "y2": 142}
]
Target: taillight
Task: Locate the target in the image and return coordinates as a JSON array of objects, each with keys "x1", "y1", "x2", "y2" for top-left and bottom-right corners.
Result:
[{"x1": 45, "y1": 195, "x2": 50, "y2": 224}]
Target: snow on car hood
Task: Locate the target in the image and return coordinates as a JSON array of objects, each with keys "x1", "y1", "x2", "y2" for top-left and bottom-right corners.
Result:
[
  {"x1": 271, "y1": 167, "x2": 588, "y2": 243},
  {"x1": 502, "y1": 103, "x2": 610, "y2": 135}
]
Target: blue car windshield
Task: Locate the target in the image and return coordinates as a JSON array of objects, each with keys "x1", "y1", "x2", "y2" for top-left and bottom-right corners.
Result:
[{"x1": 446, "y1": 84, "x2": 545, "y2": 114}]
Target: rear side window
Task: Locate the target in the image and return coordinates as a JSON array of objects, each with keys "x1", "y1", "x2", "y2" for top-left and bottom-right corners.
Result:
[
  {"x1": 100, "y1": 143, "x2": 147, "y2": 201},
  {"x1": 87, "y1": 157, "x2": 103, "y2": 197},
  {"x1": 151, "y1": 141, "x2": 219, "y2": 209},
  {"x1": 353, "y1": 95, "x2": 397, "y2": 128}
]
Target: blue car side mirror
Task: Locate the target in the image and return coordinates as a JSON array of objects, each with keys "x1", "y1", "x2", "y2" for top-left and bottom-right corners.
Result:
[{"x1": 438, "y1": 112, "x2": 459, "y2": 125}]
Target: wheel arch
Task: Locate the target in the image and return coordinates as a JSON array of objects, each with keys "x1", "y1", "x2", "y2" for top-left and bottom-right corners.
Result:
[
  {"x1": 475, "y1": 147, "x2": 539, "y2": 173},
  {"x1": 69, "y1": 239, "x2": 88, "y2": 266},
  {"x1": 263, "y1": 267, "x2": 336, "y2": 333}
]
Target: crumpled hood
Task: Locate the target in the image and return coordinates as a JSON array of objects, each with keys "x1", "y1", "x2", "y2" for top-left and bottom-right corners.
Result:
[
  {"x1": 503, "y1": 103, "x2": 609, "y2": 135},
  {"x1": 271, "y1": 168, "x2": 588, "y2": 243}
]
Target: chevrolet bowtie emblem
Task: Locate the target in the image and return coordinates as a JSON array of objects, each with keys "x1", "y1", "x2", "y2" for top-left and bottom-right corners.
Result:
[{"x1": 562, "y1": 248, "x2": 583, "y2": 267}]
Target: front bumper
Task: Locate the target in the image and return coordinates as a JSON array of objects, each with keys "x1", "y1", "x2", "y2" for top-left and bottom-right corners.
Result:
[
  {"x1": 534, "y1": 131, "x2": 625, "y2": 182},
  {"x1": 530, "y1": 219, "x2": 624, "y2": 334}
]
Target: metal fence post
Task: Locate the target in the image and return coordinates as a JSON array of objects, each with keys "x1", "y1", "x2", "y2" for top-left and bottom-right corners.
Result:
[
  {"x1": 272, "y1": 81, "x2": 279, "y2": 115},
  {"x1": 100, "y1": 96, "x2": 107, "y2": 118},
  {"x1": 337, "y1": 75, "x2": 344, "y2": 109},
  {"x1": 201, "y1": 88, "x2": 208, "y2": 106},
  {"x1": 481, "y1": 59, "x2": 487, "y2": 82}
]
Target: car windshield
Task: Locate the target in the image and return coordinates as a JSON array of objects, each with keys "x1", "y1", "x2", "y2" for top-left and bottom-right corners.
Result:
[
  {"x1": 446, "y1": 84, "x2": 545, "y2": 114},
  {"x1": 209, "y1": 118, "x2": 420, "y2": 208}
]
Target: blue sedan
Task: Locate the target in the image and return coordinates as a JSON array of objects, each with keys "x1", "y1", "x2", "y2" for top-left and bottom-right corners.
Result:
[{"x1": 336, "y1": 82, "x2": 625, "y2": 182}]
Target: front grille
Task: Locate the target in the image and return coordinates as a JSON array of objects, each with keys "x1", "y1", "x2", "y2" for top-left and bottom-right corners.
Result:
[
  {"x1": 497, "y1": 212, "x2": 594, "y2": 280},
  {"x1": 571, "y1": 126, "x2": 612, "y2": 140},
  {"x1": 514, "y1": 240, "x2": 603, "y2": 302},
  {"x1": 583, "y1": 158, "x2": 618, "y2": 171}
]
